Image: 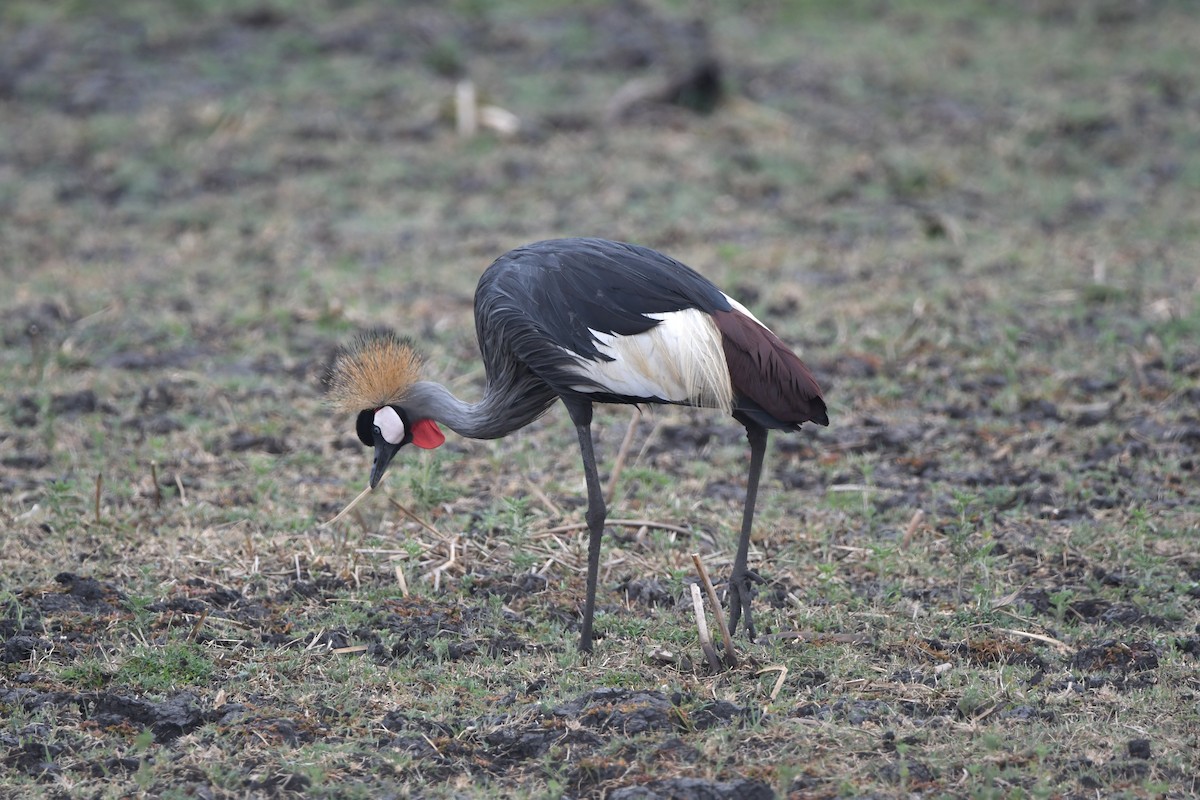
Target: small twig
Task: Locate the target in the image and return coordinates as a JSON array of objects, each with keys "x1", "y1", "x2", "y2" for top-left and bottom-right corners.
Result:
[
  {"x1": 757, "y1": 665, "x2": 788, "y2": 703},
  {"x1": 423, "y1": 537, "x2": 459, "y2": 590},
  {"x1": 690, "y1": 584, "x2": 722, "y2": 672},
  {"x1": 969, "y1": 702, "x2": 1002, "y2": 723},
  {"x1": 187, "y1": 610, "x2": 209, "y2": 643},
  {"x1": 537, "y1": 519, "x2": 693, "y2": 536},
  {"x1": 692, "y1": 553, "x2": 738, "y2": 668},
  {"x1": 634, "y1": 415, "x2": 664, "y2": 467},
  {"x1": 322, "y1": 484, "x2": 374, "y2": 528},
  {"x1": 996, "y1": 626, "x2": 1071, "y2": 654},
  {"x1": 827, "y1": 483, "x2": 897, "y2": 495},
  {"x1": 1128, "y1": 345, "x2": 1147, "y2": 390},
  {"x1": 174, "y1": 474, "x2": 188, "y2": 507},
  {"x1": 455, "y1": 79, "x2": 477, "y2": 137},
  {"x1": 93, "y1": 472, "x2": 102, "y2": 524},
  {"x1": 989, "y1": 584, "x2": 1028, "y2": 611},
  {"x1": 525, "y1": 478, "x2": 564, "y2": 519},
  {"x1": 605, "y1": 408, "x2": 640, "y2": 506},
  {"x1": 395, "y1": 562, "x2": 409, "y2": 598},
  {"x1": 150, "y1": 462, "x2": 162, "y2": 508},
  {"x1": 760, "y1": 631, "x2": 873, "y2": 646},
  {"x1": 332, "y1": 645, "x2": 369, "y2": 655},
  {"x1": 242, "y1": 525, "x2": 256, "y2": 562},
  {"x1": 903, "y1": 509, "x2": 925, "y2": 548},
  {"x1": 386, "y1": 497, "x2": 443, "y2": 538}
]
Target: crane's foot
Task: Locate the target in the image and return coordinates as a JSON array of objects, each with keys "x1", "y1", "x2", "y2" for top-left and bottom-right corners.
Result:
[{"x1": 726, "y1": 569, "x2": 761, "y2": 641}]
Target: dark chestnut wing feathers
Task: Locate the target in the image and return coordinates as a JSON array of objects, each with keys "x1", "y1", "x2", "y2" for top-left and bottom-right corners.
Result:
[{"x1": 713, "y1": 309, "x2": 829, "y2": 429}]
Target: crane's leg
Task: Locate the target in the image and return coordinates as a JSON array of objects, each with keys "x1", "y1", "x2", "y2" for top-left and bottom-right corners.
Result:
[
  {"x1": 729, "y1": 422, "x2": 768, "y2": 641},
  {"x1": 564, "y1": 399, "x2": 605, "y2": 653}
]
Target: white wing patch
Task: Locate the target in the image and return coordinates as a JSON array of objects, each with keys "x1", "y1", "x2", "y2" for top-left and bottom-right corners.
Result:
[{"x1": 564, "y1": 309, "x2": 733, "y2": 412}]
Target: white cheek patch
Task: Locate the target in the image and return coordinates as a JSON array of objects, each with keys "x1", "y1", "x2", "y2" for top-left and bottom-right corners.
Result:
[{"x1": 374, "y1": 406, "x2": 406, "y2": 445}]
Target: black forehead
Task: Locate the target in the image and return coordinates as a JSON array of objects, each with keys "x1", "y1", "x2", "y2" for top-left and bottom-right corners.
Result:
[{"x1": 355, "y1": 409, "x2": 374, "y2": 446}]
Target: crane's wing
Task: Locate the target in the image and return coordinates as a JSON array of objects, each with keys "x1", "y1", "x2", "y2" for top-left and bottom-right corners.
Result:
[
  {"x1": 477, "y1": 238, "x2": 732, "y2": 406},
  {"x1": 482, "y1": 238, "x2": 729, "y2": 354},
  {"x1": 476, "y1": 238, "x2": 826, "y2": 427}
]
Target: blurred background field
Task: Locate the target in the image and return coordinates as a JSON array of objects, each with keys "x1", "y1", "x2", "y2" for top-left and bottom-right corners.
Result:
[{"x1": 2, "y1": 1, "x2": 1198, "y2": 798}]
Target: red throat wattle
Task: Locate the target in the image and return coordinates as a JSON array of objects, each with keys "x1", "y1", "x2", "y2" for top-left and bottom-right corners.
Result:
[{"x1": 411, "y1": 418, "x2": 445, "y2": 449}]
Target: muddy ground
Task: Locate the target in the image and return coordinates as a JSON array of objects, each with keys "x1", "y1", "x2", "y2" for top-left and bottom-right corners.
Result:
[{"x1": 2, "y1": 1, "x2": 1199, "y2": 798}]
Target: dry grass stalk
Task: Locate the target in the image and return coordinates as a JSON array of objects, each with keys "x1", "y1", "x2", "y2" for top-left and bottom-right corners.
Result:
[
  {"x1": 691, "y1": 552, "x2": 737, "y2": 668},
  {"x1": 690, "y1": 584, "x2": 721, "y2": 671},
  {"x1": 150, "y1": 461, "x2": 162, "y2": 508},
  {"x1": 996, "y1": 627, "x2": 1071, "y2": 654},
  {"x1": 394, "y1": 562, "x2": 409, "y2": 598},
  {"x1": 605, "y1": 408, "x2": 641, "y2": 506},
  {"x1": 525, "y1": 478, "x2": 563, "y2": 518},
  {"x1": 322, "y1": 484, "x2": 374, "y2": 528},
  {"x1": 455, "y1": 80, "x2": 477, "y2": 137},
  {"x1": 538, "y1": 519, "x2": 693, "y2": 537},
  {"x1": 386, "y1": 497, "x2": 444, "y2": 538},
  {"x1": 187, "y1": 610, "x2": 209, "y2": 643},
  {"x1": 757, "y1": 665, "x2": 788, "y2": 703},
  {"x1": 423, "y1": 537, "x2": 460, "y2": 591},
  {"x1": 903, "y1": 509, "x2": 926, "y2": 547},
  {"x1": 761, "y1": 631, "x2": 873, "y2": 646}
]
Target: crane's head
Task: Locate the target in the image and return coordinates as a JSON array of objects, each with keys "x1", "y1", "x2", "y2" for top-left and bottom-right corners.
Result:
[
  {"x1": 327, "y1": 330, "x2": 445, "y2": 488},
  {"x1": 354, "y1": 404, "x2": 444, "y2": 487}
]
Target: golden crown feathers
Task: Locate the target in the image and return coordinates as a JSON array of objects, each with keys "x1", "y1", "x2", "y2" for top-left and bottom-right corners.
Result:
[{"x1": 326, "y1": 330, "x2": 423, "y2": 414}]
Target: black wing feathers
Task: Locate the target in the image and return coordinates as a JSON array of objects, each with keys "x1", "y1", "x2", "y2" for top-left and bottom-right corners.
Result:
[
  {"x1": 488, "y1": 238, "x2": 729, "y2": 353},
  {"x1": 476, "y1": 238, "x2": 731, "y2": 394}
]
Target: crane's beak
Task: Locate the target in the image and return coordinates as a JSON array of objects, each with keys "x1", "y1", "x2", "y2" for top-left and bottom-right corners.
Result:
[{"x1": 369, "y1": 431, "x2": 402, "y2": 489}]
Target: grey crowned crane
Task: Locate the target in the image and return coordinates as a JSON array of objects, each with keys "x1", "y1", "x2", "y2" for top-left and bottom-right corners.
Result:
[{"x1": 328, "y1": 237, "x2": 828, "y2": 652}]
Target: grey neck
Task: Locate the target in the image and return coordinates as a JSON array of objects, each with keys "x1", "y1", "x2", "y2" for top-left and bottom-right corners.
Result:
[{"x1": 402, "y1": 379, "x2": 559, "y2": 441}]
